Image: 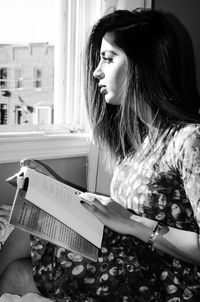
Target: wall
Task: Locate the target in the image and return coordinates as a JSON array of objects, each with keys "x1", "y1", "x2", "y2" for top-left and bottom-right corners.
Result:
[
  {"x1": 153, "y1": 0, "x2": 200, "y2": 113},
  {"x1": 95, "y1": 151, "x2": 113, "y2": 196},
  {"x1": 0, "y1": 157, "x2": 87, "y2": 206}
]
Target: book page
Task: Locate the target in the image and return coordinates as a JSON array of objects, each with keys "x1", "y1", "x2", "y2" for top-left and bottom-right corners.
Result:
[
  {"x1": 9, "y1": 190, "x2": 99, "y2": 262},
  {"x1": 24, "y1": 168, "x2": 103, "y2": 248}
]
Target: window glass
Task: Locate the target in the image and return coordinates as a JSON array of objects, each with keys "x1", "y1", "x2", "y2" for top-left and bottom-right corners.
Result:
[
  {"x1": 34, "y1": 68, "x2": 42, "y2": 89},
  {"x1": 0, "y1": 0, "x2": 55, "y2": 128},
  {"x1": 0, "y1": 68, "x2": 8, "y2": 89},
  {"x1": 15, "y1": 68, "x2": 23, "y2": 89}
]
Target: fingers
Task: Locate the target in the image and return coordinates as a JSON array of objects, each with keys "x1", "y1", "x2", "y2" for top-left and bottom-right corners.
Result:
[
  {"x1": 93, "y1": 198, "x2": 108, "y2": 210},
  {"x1": 20, "y1": 158, "x2": 31, "y2": 167},
  {"x1": 20, "y1": 159, "x2": 39, "y2": 170},
  {"x1": 79, "y1": 193, "x2": 96, "y2": 206},
  {"x1": 20, "y1": 158, "x2": 40, "y2": 170},
  {"x1": 80, "y1": 192, "x2": 96, "y2": 202},
  {"x1": 20, "y1": 159, "x2": 53, "y2": 178},
  {"x1": 80, "y1": 193, "x2": 111, "y2": 205},
  {"x1": 81, "y1": 197, "x2": 108, "y2": 217},
  {"x1": 80, "y1": 192, "x2": 107, "y2": 209},
  {"x1": 81, "y1": 200, "x2": 106, "y2": 223}
]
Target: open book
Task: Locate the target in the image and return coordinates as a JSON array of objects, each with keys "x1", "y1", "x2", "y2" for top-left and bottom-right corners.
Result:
[{"x1": 8, "y1": 166, "x2": 104, "y2": 262}]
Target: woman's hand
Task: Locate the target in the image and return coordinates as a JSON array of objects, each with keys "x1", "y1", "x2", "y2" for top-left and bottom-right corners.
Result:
[
  {"x1": 20, "y1": 159, "x2": 56, "y2": 179},
  {"x1": 80, "y1": 193, "x2": 134, "y2": 234},
  {"x1": 0, "y1": 204, "x2": 12, "y2": 222}
]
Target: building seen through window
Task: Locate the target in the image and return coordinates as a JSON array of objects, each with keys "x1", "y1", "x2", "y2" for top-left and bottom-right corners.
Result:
[
  {"x1": 0, "y1": 0, "x2": 55, "y2": 127},
  {"x1": 0, "y1": 0, "x2": 101, "y2": 132},
  {"x1": 0, "y1": 43, "x2": 54, "y2": 125}
]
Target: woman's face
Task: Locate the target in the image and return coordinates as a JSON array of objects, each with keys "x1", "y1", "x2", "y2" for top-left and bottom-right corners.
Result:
[{"x1": 93, "y1": 33, "x2": 128, "y2": 105}]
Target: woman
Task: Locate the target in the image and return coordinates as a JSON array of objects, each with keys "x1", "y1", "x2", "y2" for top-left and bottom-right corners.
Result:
[
  {"x1": 1, "y1": 8, "x2": 200, "y2": 302},
  {"x1": 82, "y1": 8, "x2": 200, "y2": 301}
]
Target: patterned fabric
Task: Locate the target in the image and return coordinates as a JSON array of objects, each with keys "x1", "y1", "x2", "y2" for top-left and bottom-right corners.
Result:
[
  {"x1": 31, "y1": 124, "x2": 200, "y2": 301},
  {"x1": 110, "y1": 124, "x2": 200, "y2": 301},
  {"x1": 111, "y1": 124, "x2": 200, "y2": 231},
  {"x1": 31, "y1": 228, "x2": 149, "y2": 302}
]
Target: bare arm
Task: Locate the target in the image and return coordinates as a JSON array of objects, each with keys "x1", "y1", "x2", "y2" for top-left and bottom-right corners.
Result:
[
  {"x1": 131, "y1": 214, "x2": 200, "y2": 266},
  {"x1": 81, "y1": 193, "x2": 200, "y2": 266}
]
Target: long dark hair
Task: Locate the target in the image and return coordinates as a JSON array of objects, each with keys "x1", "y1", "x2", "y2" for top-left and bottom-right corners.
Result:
[{"x1": 85, "y1": 9, "x2": 199, "y2": 163}]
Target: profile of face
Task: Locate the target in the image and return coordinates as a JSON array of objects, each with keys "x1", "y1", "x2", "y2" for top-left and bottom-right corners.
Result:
[{"x1": 93, "y1": 33, "x2": 128, "y2": 105}]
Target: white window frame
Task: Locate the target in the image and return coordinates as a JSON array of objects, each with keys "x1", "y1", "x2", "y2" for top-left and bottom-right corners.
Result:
[
  {"x1": 0, "y1": 0, "x2": 151, "y2": 164},
  {"x1": 0, "y1": 0, "x2": 101, "y2": 163}
]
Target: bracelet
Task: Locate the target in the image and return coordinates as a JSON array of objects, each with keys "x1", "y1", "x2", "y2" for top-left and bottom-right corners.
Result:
[{"x1": 147, "y1": 222, "x2": 163, "y2": 248}]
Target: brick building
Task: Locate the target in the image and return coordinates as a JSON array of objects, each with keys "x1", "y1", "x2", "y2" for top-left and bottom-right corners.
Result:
[{"x1": 0, "y1": 43, "x2": 54, "y2": 125}]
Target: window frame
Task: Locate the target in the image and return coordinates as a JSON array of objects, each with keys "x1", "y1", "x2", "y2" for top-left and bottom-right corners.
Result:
[
  {"x1": 0, "y1": 0, "x2": 152, "y2": 163},
  {"x1": 0, "y1": 131, "x2": 90, "y2": 163},
  {"x1": 0, "y1": 0, "x2": 95, "y2": 162}
]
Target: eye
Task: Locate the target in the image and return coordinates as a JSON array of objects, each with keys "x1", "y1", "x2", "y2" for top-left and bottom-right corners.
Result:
[{"x1": 102, "y1": 56, "x2": 113, "y2": 63}]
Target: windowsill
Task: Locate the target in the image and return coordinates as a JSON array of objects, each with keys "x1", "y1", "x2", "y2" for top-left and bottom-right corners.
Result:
[{"x1": 0, "y1": 131, "x2": 91, "y2": 163}]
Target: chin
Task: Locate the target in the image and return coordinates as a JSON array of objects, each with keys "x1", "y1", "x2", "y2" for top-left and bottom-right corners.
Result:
[{"x1": 104, "y1": 95, "x2": 120, "y2": 106}]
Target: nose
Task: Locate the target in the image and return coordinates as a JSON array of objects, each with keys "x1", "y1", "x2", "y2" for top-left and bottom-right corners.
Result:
[{"x1": 93, "y1": 63, "x2": 104, "y2": 79}]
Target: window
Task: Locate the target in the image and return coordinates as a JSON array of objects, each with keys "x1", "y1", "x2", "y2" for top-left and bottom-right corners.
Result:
[
  {"x1": 0, "y1": 0, "x2": 102, "y2": 162},
  {"x1": 34, "y1": 68, "x2": 42, "y2": 89},
  {"x1": 34, "y1": 106, "x2": 53, "y2": 125},
  {"x1": 15, "y1": 68, "x2": 23, "y2": 89},
  {"x1": 0, "y1": 0, "x2": 151, "y2": 163},
  {"x1": 0, "y1": 104, "x2": 7, "y2": 124},
  {"x1": 0, "y1": 0, "x2": 96, "y2": 131},
  {"x1": 0, "y1": 67, "x2": 8, "y2": 89}
]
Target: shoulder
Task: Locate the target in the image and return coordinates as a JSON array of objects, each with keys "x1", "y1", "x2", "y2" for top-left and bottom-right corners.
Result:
[
  {"x1": 171, "y1": 124, "x2": 200, "y2": 170},
  {"x1": 162, "y1": 124, "x2": 200, "y2": 169},
  {"x1": 175, "y1": 124, "x2": 200, "y2": 152}
]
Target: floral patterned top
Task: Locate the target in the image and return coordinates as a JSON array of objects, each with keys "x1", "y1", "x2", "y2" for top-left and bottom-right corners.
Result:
[
  {"x1": 110, "y1": 124, "x2": 200, "y2": 300},
  {"x1": 31, "y1": 124, "x2": 200, "y2": 302},
  {"x1": 111, "y1": 124, "x2": 200, "y2": 231}
]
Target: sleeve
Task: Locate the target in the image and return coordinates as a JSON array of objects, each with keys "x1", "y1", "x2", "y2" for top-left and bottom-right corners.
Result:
[{"x1": 180, "y1": 128, "x2": 200, "y2": 228}]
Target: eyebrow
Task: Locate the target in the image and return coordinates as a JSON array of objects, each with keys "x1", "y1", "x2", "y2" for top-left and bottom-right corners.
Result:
[{"x1": 100, "y1": 50, "x2": 118, "y2": 56}]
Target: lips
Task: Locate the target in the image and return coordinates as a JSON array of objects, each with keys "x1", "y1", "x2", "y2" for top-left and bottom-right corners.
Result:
[{"x1": 99, "y1": 85, "x2": 107, "y2": 95}]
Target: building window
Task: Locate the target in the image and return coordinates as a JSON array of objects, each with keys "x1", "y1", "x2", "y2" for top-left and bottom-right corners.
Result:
[
  {"x1": 0, "y1": 68, "x2": 8, "y2": 89},
  {"x1": 0, "y1": 103, "x2": 8, "y2": 124},
  {"x1": 34, "y1": 68, "x2": 42, "y2": 89},
  {"x1": 15, "y1": 68, "x2": 23, "y2": 89},
  {"x1": 15, "y1": 106, "x2": 22, "y2": 125},
  {"x1": 34, "y1": 106, "x2": 52, "y2": 125}
]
